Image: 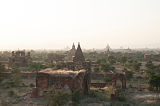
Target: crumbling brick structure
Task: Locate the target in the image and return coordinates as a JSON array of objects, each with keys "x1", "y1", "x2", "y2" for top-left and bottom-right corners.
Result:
[
  {"x1": 31, "y1": 68, "x2": 89, "y2": 97},
  {"x1": 9, "y1": 51, "x2": 32, "y2": 67},
  {"x1": 31, "y1": 43, "x2": 91, "y2": 97},
  {"x1": 112, "y1": 73, "x2": 126, "y2": 89},
  {"x1": 64, "y1": 43, "x2": 76, "y2": 61},
  {"x1": 111, "y1": 73, "x2": 126, "y2": 100},
  {"x1": 66, "y1": 43, "x2": 91, "y2": 94}
]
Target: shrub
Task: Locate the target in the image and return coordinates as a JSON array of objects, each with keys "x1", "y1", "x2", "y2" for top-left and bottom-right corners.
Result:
[
  {"x1": 29, "y1": 83, "x2": 34, "y2": 87},
  {"x1": 0, "y1": 100, "x2": 10, "y2": 106},
  {"x1": 21, "y1": 83, "x2": 26, "y2": 87},
  {"x1": 104, "y1": 77, "x2": 112, "y2": 85},
  {"x1": 72, "y1": 89, "x2": 81, "y2": 105},
  {"x1": 148, "y1": 74, "x2": 160, "y2": 91},
  {"x1": 117, "y1": 89, "x2": 126, "y2": 102},
  {"x1": 93, "y1": 67, "x2": 100, "y2": 73},
  {"x1": 89, "y1": 89, "x2": 98, "y2": 98},
  {"x1": 45, "y1": 87, "x2": 70, "y2": 106},
  {"x1": 88, "y1": 89, "x2": 107, "y2": 101},
  {"x1": 8, "y1": 90, "x2": 15, "y2": 97}
]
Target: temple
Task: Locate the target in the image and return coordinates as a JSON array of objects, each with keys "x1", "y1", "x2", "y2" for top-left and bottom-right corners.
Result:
[
  {"x1": 9, "y1": 50, "x2": 32, "y2": 67},
  {"x1": 64, "y1": 43, "x2": 76, "y2": 61},
  {"x1": 31, "y1": 43, "x2": 91, "y2": 97}
]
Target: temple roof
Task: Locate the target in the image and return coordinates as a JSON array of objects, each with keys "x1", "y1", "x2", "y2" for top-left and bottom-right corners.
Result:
[
  {"x1": 72, "y1": 43, "x2": 76, "y2": 50},
  {"x1": 74, "y1": 43, "x2": 85, "y2": 62},
  {"x1": 39, "y1": 68, "x2": 86, "y2": 78}
]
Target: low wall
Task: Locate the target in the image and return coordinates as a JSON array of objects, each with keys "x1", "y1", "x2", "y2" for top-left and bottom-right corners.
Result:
[
  {"x1": 91, "y1": 83, "x2": 107, "y2": 88},
  {"x1": 91, "y1": 73, "x2": 113, "y2": 79},
  {"x1": 0, "y1": 72, "x2": 37, "y2": 78}
]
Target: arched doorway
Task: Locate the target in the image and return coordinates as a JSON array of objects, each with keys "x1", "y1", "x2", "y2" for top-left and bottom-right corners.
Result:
[{"x1": 112, "y1": 73, "x2": 126, "y2": 89}]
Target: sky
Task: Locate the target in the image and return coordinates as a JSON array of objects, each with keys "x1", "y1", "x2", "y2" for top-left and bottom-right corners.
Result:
[{"x1": 0, "y1": 0, "x2": 160, "y2": 50}]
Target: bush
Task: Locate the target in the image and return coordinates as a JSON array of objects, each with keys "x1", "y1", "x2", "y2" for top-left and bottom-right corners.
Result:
[
  {"x1": 0, "y1": 77, "x2": 4, "y2": 84},
  {"x1": 3, "y1": 81, "x2": 16, "y2": 88},
  {"x1": 88, "y1": 89, "x2": 107, "y2": 101},
  {"x1": 29, "y1": 83, "x2": 34, "y2": 87},
  {"x1": 93, "y1": 67, "x2": 100, "y2": 73},
  {"x1": 0, "y1": 100, "x2": 10, "y2": 106},
  {"x1": 148, "y1": 74, "x2": 160, "y2": 91},
  {"x1": 117, "y1": 89, "x2": 126, "y2": 102},
  {"x1": 72, "y1": 89, "x2": 81, "y2": 105},
  {"x1": 89, "y1": 90, "x2": 98, "y2": 98},
  {"x1": 8, "y1": 90, "x2": 15, "y2": 97},
  {"x1": 122, "y1": 68, "x2": 134, "y2": 80},
  {"x1": 118, "y1": 95, "x2": 126, "y2": 101},
  {"x1": 104, "y1": 77, "x2": 112, "y2": 85},
  {"x1": 45, "y1": 87, "x2": 70, "y2": 106}
]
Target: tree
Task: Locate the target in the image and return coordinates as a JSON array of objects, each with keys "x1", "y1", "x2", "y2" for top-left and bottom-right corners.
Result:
[
  {"x1": 122, "y1": 68, "x2": 134, "y2": 80},
  {"x1": 29, "y1": 62, "x2": 48, "y2": 72},
  {"x1": 104, "y1": 76, "x2": 112, "y2": 85},
  {"x1": 120, "y1": 55, "x2": 127, "y2": 65},
  {"x1": 108, "y1": 55, "x2": 116, "y2": 65},
  {"x1": 146, "y1": 60, "x2": 154, "y2": 70},
  {"x1": 45, "y1": 87, "x2": 70, "y2": 106},
  {"x1": 93, "y1": 67, "x2": 100, "y2": 73},
  {"x1": 97, "y1": 58, "x2": 106, "y2": 65},
  {"x1": 55, "y1": 62, "x2": 66, "y2": 69},
  {"x1": 0, "y1": 62, "x2": 6, "y2": 73},
  {"x1": 132, "y1": 61, "x2": 141, "y2": 71},
  {"x1": 101, "y1": 63, "x2": 115, "y2": 72},
  {"x1": 7, "y1": 67, "x2": 22, "y2": 87},
  {"x1": 148, "y1": 74, "x2": 160, "y2": 91}
]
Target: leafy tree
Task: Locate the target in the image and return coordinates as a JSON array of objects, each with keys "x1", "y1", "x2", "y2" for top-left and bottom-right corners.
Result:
[
  {"x1": 45, "y1": 87, "x2": 70, "y2": 106},
  {"x1": 145, "y1": 69, "x2": 155, "y2": 77},
  {"x1": 146, "y1": 60, "x2": 154, "y2": 70},
  {"x1": 47, "y1": 53, "x2": 65, "y2": 62},
  {"x1": 29, "y1": 62, "x2": 48, "y2": 72},
  {"x1": 101, "y1": 63, "x2": 115, "y2": 72},
  {"x1": 97, "y1": 58, "x2": 106, "y2": 65},
  {"x1": 120, "y1": 55, "x2": 127, "y2": 65},
  {"x1": 5, "y1": 67, "x2": 22, "y2": 87},
  {"x1": 132, "y1": 61, "x2": 141, "y2": 71},
  {"x1": 72, "y1": 89, "x2": 81, "y2": 105},
  {"x1": 122, "y1": 68, "x2": 134, "y2": 80},
  {"x1": 0, "y1": 62, "x2": 6, "y2": 73},
  {"x1": 148, "y1": 74, "x2": 160, "y2": 91},
  {"x1": 93, "y1": 67, "x2": 100, "y2": 73},
  {"x1": 107, "y1": 55, "x2": 116, "y2": 65},
  {"x1": 55, "y1": 62, "x2": 66, "y2": 69},
  {"x1": 104, "y1": 77, "x2": 112, "y2": 85}
]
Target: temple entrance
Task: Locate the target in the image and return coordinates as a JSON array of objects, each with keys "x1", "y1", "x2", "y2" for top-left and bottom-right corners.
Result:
[{"x1": 112, "y1": 73, "x2": 126, "y2": 89}]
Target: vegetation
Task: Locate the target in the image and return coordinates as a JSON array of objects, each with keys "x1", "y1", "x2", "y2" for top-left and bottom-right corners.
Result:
[
  {"x1": 0, "y1": 62, "x2": 6, "y2": 72},
  {"x1": 101, "y1": 63, "x2": 115, "y2": 72},
  {"x1": 45, "y1": 86, "x2": 70, "y2": 106},
  {"x1": 122, "y1": 68, "x2": 134, "y2": 80},
  {"x1": 120, "y1": 55, "x2": 127, "y2": 65},
  {"x1": 1, "y1": 50, "x2": 160, "y2": 105},
  {"x1": 148, "y1": 74, "x2": 160, "y2": 91},
  {"x1": 71, "y1": 89, "x2": 81, "y2": 105}
]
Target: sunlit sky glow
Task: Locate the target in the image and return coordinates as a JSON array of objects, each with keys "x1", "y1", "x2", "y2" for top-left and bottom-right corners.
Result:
[{"x1": 0, "y1": 0, "x2": 160, "y2": 50}]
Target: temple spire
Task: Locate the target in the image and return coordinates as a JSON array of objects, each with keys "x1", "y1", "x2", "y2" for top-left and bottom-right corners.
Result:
[
  {"x1": 73, "y1": 43, "x2": 85, "y2": 63},
  {"x1": 72, "y1": 43, "x2": 75, "y2": 50}
]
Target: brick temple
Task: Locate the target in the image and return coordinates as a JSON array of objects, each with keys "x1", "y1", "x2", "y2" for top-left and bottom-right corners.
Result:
[
  {"x1": 31, "y1": 43, "x2": 91, "y2": 97},
  {"x1": 9, "y1": 50, "x2": 32, "y2": 67}
]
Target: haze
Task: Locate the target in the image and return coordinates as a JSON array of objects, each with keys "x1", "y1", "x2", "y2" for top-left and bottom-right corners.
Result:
[{"x1": 0, "y1": 0, "x2": 160, "y2": 50}]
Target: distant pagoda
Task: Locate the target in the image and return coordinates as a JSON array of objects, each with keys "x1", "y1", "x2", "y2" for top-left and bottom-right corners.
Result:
[
  {"x1": 64, "y1": 43, "x2": 76, "y2": 61},
  {"x1": 73, "y1": 42, "x2": 85, "y2": 63}
]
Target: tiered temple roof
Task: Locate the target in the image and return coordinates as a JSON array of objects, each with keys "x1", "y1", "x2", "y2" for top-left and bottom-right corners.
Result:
[{"x1": 73, "y1": 43, "x2": 85, "y2": 63}]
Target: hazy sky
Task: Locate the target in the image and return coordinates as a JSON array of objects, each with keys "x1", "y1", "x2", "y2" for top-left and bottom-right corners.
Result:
[{"x1": 0, "y1": 0, "x2": 160, "y2": 50}]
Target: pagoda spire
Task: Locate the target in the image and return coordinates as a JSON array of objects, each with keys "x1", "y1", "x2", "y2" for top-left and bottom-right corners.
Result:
[
  {"x1": 73, "y1": 43, "x2": 85, "y2": 63},
  {"x1": 72, "y1": 43, "x2": 75, "y2": 50}
]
